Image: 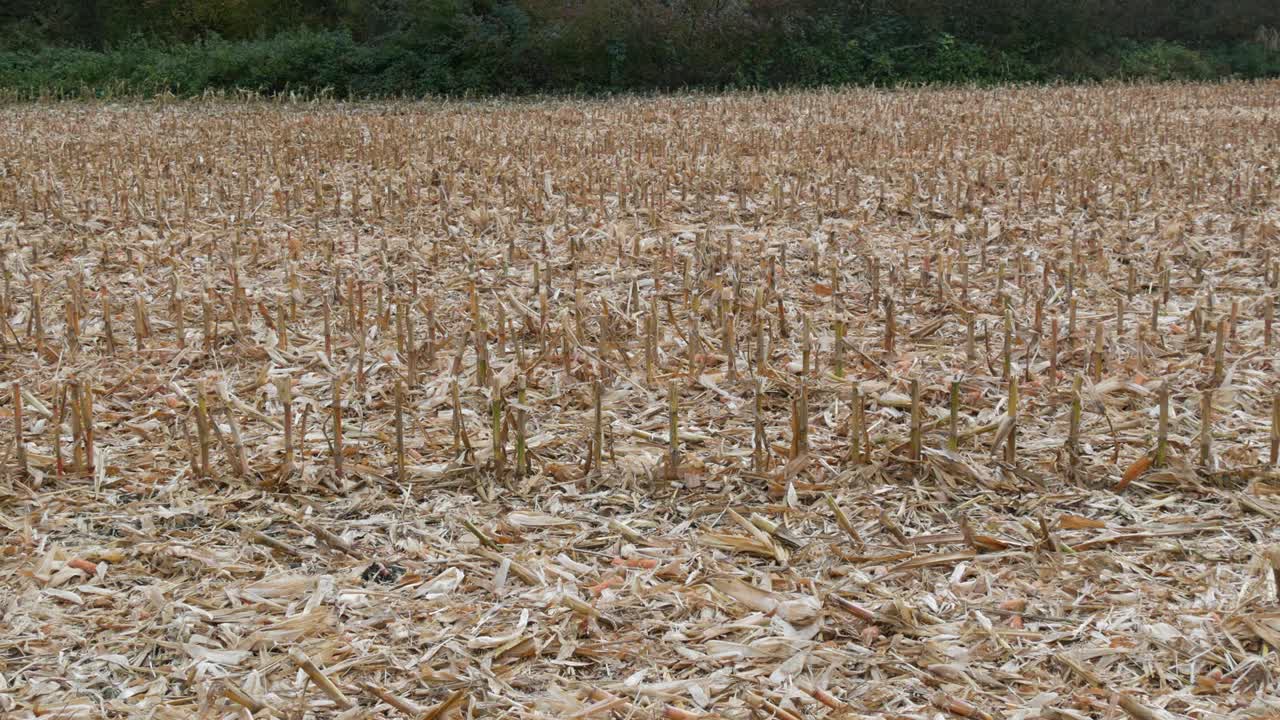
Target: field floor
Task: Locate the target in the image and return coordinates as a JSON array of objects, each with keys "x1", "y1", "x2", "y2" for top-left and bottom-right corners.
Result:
[{"x1": 2, "y1": 83, "x2": 1280, "y2": 719}]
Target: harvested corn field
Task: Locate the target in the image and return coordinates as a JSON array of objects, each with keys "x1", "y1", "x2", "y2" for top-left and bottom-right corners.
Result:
[{"x1": 2, "y1": 83, "x2": 1280, "y2": 719}]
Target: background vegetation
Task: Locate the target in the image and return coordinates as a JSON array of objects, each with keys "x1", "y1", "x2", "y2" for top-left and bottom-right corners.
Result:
[{"x1": 1, "y1": 1, "x2": 1278, "y2": 98}]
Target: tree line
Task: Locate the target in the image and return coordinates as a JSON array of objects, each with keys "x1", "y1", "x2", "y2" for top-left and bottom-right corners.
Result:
[{"x1": 1, "y1": 1, "x2": 1278, "y2": 98}]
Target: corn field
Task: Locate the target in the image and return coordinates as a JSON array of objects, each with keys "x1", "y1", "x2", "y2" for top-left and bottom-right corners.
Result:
[{"x1": 2, "y1": 83, "x2": 1280, "y2": 719}]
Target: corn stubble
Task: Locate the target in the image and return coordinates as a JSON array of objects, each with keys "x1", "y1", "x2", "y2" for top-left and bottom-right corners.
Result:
[{"x1": 1, "y1": 83, "x2": 1279, "y2": 719}]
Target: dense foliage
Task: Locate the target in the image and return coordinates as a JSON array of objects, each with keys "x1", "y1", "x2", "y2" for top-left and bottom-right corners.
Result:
[{"x1": 1, "y1": 1, "x2": 1278, "y2": 97}]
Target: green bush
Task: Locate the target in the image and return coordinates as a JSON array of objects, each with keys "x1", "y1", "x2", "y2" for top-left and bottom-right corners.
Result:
[
  {"x1": 0, "y1": 4, "x2": 1276, "y2": 99},
  {"x1": 1210, "y1": 41, "x2": 1280, "y2": 78},
  {"x1": 0, "y1": 29, "x2": 475, "y2": 98},
  {"x1": 1117, "y1": 40, "x2": 1214, "y2": 81}
]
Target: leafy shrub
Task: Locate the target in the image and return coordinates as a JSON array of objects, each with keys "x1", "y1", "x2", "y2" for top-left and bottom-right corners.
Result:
[
  {"x1": 0, "y1": 4, "x2": 1276, "y2": 99},
  {"x1": 1118, "y1": 40, "x2": 1214, "y2": 81},
  {"x1": 1209, "y1": 40, "x2": 1280, "y2": 78}
]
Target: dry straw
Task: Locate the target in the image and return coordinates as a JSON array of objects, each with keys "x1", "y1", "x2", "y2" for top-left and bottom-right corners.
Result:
[{"x1": 1, "y1": 82, "x2": 1279, "y2": 719}]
